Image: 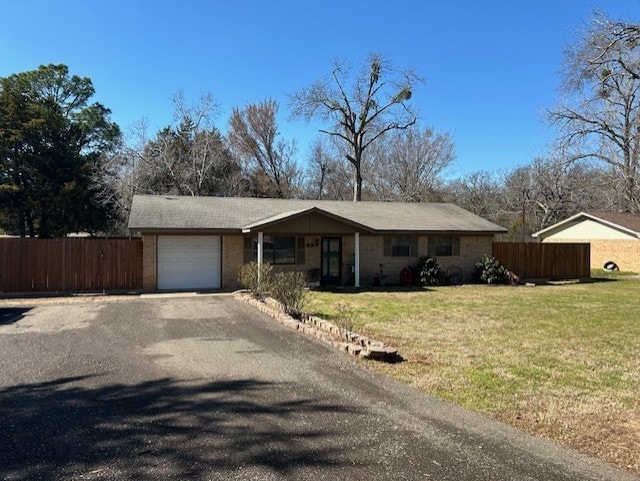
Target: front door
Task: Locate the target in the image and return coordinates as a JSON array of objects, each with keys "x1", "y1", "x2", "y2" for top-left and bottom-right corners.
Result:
[{"x1": 321, "y1": 237, "x2": 342, "y2": 285}]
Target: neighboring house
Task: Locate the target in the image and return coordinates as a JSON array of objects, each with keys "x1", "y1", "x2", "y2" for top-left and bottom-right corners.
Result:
[
  {"x1": 532, "y1": 211, "x2": 640, "y2": 273},
  {"x1": 128, "y1": 195, "x2": 507, "y2": 291}
]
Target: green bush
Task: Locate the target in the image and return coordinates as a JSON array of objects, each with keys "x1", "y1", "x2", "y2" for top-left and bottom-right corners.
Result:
[
  {"x1": 238, "y1": 261, "x2": 273, "y2": 298},
  {"x1": 411, "y1": 255, "x2": 443, "y2": 286},
  {"x1": 270, "y1": 271, "x2": 307, "y2": 315},
  {"x1": 475, "y1": 255, "x2": 512, "y2": 285}
]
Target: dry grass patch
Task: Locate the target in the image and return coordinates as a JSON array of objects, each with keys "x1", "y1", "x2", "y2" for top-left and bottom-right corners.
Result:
[{"x1": 306, "y1": 275, "x2": 640, "y2": 475}]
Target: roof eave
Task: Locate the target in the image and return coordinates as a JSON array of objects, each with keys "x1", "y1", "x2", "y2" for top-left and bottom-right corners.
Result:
[
  {"x1": 128, "y1": 227, "x2": 242, "y2": 234},
  {"x1": 532, "y1": 212, "x2": 586, "y2": 238},
  {"x1": 374, "y1": 229, "x2": 506, "y2": 235},
  {"x1": 586, "y1": 215, "x2": 640, "y2": 237},
  {"x1": 532, "y1": 211, "x2": 640, "y2": 238}
]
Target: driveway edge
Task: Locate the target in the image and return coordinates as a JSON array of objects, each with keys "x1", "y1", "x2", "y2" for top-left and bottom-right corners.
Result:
[{"x1": 233, "y1": 292, "x2": 401, "y2": 362}]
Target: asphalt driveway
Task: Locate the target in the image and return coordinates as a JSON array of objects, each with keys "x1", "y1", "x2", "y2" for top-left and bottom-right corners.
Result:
[{"x1": 0, "y1": 295, "x2": 635, "y2": 481}]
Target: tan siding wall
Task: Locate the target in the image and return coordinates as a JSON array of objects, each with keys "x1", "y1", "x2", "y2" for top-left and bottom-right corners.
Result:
[
  {"x1": 544, "y1": 219, "x2": 636, "y2": 240},
  {"x1": 543, "y1": 238, "x2": 640, "y2": 273},
  {"x1": 260, "y1": 213, "x2": 360, "y2": 234},
  {"x1": 222, "y1": 235, "x2": 244, "y2": 289},
  {"x1": 142, "y1": 234, "x2": 157, "y2": 291}
]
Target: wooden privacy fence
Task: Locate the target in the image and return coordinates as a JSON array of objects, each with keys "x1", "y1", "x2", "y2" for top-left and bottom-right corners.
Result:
[
  {"x1": 492, "y1": 242, "x2": 591, "y2": 280},
  {"x1": 0, "y1": 238, "x2": 143, "y2": 293}
]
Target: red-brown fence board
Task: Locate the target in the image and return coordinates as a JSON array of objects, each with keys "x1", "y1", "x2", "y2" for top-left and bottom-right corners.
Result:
[
  {"x1": 492, "y1": 242, "x2": 590, "y2": 280},
  {"x1": 0, "y1": 238, "x2": 143, "y2": 293}
]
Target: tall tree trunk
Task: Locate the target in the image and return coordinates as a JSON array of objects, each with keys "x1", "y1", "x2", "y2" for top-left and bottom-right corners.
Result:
[
  {"x1": 25, "y1": 211, "x2": 35, "y2": 238},
  {"x1": 19, "y1": 211, "x2": 26, "y2": 237},
  {"x1": 350, "y1": 151, "x2": 363, "y2": 201},
  {"x1": 354, "y1": 169, "x2": 362, "y2": 201}
]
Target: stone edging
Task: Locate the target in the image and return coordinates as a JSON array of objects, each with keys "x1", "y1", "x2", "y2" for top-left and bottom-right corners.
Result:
[{"x1": 234, "y1": 292, "x2": 401, "y2": 362}]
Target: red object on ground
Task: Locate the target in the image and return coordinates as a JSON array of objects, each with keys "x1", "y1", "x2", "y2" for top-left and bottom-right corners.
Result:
[{"x1": 399, "y1": 267, "x2": 412, "y2": 286}]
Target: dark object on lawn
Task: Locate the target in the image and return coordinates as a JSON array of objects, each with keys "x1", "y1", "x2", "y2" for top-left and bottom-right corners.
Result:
[
  {"x1": 446, "y1": 265, "x2": 464, "y2": 285},
  {"x1": 399, "y1": 267, "x2": 412, "y2": 286},
  {"x1": 603, "y1": 261, "x2": 619, "y2": 272}
]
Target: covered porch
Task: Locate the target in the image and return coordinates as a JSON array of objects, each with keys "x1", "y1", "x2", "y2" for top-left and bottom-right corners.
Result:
[{"x1": 241, "y1": 207, "x2": 372, "y2": 288}]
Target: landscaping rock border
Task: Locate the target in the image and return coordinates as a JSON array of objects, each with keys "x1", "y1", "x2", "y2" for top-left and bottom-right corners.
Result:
[{"x1": 234, "y1": 292, "x2": 402, "y2": 363}]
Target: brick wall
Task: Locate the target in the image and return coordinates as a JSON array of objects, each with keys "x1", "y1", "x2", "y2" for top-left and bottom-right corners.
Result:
[
  {"x1": 448, "y1": 235, "x2": 494, "y2": 276},
  {"x1": 142, "y1": 234, "x2": 157, "y2": 291},
  {"x1": 359, "y1": 236, "x2": 393, "y2": 284},
  {"x1": 253, "y1": 234, "x2": 494, "y2": 286},
  {"x1": 358, "y1": 235, "x2": 493, "y2": 285},
  {"x1": 222, "y1": 235, "x2": 244, "y2": 288},
  {"x1": 144, "y1": 233, "x2": 497, "y2": 291}
]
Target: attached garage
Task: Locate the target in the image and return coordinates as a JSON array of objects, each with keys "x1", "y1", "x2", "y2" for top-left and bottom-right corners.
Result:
[
  {"x1": 157, "y1": 235, "x2": 221, "y2": 290},
  {"x1": 129, "y1": 195, "x2": 508, "y2": 292}
]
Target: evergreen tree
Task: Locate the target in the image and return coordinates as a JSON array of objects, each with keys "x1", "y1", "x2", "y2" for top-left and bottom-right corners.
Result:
[{"x1": 0, "y1": 64, "x2": 120, "y2": 237}]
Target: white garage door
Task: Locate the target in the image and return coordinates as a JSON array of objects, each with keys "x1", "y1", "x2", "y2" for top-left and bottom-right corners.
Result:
[{"x1": 157, "y1": 235, "x2": 221, "y2": 290}]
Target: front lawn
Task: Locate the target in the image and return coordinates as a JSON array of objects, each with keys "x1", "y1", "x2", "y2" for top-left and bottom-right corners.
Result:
[{"x1": 305, "y1": 273, "x2": 640, "y2": 474}]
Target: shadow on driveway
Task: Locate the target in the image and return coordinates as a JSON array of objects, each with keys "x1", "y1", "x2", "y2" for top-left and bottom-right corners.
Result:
[
  {"x1": 0, "y1": 376, "x2": 366, "y2": 480},
  {"x1": 0, "y1": 307, "x2": 32, "y2": 325}
]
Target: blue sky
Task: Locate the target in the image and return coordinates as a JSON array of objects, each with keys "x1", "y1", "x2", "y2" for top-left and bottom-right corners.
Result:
[{"x1": 1, "y1": 1, "x2": 638, "y2": 178}]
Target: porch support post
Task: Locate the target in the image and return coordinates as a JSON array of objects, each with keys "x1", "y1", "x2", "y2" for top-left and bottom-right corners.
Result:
[
  {"x1": 257, "y1": 231, "x2": 264, "y2": 284},
  {"x1": 354, "y1": 232, "x2": 360, "y2": 288}
]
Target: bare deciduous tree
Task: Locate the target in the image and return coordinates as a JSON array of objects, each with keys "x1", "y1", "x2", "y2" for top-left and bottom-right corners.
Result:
[
  {"x1": 549, "y1": 13, "x2": 640, "y2": 212},
  {"x1": 290, "y1": 53, "x2": 421, "y2": 201},
  {"x1": 95, "y1": 93, "x2": 246, "y2": 233},
  {"x1": 444, "y1": 171, "x2": 507, "y2": 224},
  {"x1": 499, "y1": 158, "x2": 608, "y2": 239},
  {"x1": 528, "y1": 159, "x2": 605, "y2": 228},
  {"x1": 302, "y1": 139, "x2": 353, "y2": 200},
  {"x1": 228, "y1": 99, "x2": 300, "y2": 198},
  {"x1": 134, "y1": 91, "x2": 244, "y2": 198},
  {"x1": 367, "y1": 126, "x2": 455, "y2": 202}
]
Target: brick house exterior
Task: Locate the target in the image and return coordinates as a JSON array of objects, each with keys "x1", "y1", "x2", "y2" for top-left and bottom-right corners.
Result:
[{"x1": 129, "y1": 195, "x2": 506, "y2": 291}]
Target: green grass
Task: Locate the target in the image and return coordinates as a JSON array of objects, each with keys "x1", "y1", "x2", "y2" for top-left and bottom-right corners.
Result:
[{"x1": 304, "y1": 272, "x2": 640, "y2": 474}]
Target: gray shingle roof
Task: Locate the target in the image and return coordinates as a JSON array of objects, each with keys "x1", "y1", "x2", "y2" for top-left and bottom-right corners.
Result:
[{"x1": 128, "y1": 195, "x2": 507, "y2": 234}]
